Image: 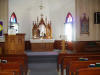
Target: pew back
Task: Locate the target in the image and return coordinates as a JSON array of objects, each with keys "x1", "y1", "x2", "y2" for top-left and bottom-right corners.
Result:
[
  {"x1": 77, "y1": 67, "x2": 100, "y2": 75},
  {"x1": 0, "y1": 54, "x2": 28, "y2": 75},
  {"x1": 63, "y1": 55, "x2": 100, "y2": 69},
  {"x1": 0, "y1": 71, "x2": 15, "y2": 75},
  {"x1": 69, "y1": 60, "x2": 100, "y2": 75},
  {"x1": 57, "y1": 53, "x2": 100, "y2": 71},
  {"x1": 61, "y1": 55, "x2": 100, "y2": 75},
  {"x1": 0, "y1": 62, "x2": 22, "y2": 75}
]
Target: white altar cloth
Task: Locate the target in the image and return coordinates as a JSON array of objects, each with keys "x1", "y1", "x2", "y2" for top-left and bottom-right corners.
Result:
[{"x1": 30, "y1": 39, "x2": 55, "y2": 43}]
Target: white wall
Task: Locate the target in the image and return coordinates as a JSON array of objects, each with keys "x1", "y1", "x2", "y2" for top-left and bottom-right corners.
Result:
[
  {"x1": 0, "y1": 0, "x2": 8, "y2": 33},
  {"x1": 75, "y1": 0, "x2": 100, "y2": 41},
  {"x1": 9, "y1": 0, "x2": 75, "y2": 40},
  {"x1": 48, "y1": 0, "x2": 75, "y2": 40},
  {"x1": 0, "y1": 0, "x2": 8, "y2": 42}
]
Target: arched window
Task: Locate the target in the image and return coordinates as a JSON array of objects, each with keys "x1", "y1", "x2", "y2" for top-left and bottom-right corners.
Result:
[
  {"x1": 65, "y1": 12, "x2": 73, "y2": 41},
  {"x1": 10, "y1": 12, "x2": 17, "y2": 23},
  {"x1": 9, "y1": 12, "x2": 18, "y2": 33}
]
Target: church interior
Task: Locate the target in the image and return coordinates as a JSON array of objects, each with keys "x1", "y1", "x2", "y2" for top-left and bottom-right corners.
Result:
[{"x1": 0, "y1": 0, "x2": 100, "y2": 75}]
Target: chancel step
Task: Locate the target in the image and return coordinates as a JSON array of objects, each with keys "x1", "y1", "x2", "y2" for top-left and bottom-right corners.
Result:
[{"x1": 28, "y1": 55, "x2": 57, "y2": 63}]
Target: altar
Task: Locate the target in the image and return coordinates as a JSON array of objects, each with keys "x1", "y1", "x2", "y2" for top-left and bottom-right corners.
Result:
[
  {"x1": 30, "y1": 39, "x2": 54, "y2": 52},
  {"x1": 31, "y1": 5, "x2": 54, "y2": 52}
]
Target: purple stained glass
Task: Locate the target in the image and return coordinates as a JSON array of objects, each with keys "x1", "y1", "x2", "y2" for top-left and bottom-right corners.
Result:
[{"x1": 0, "y1": 21, "x2": 3, "y2": 36}]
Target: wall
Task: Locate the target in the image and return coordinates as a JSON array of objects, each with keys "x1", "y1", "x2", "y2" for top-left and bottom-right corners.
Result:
[
  {"x1": 48, "y1": 0, "x2": 75, "y2": 40},
  {"x1": 8, "y1": 0, "x2": 75, "y2": 40},
  {"x1": 9, "y1": 0, "x2": 33, "y2": 40},
  {"x1": 0, "y1": 0, "x2": 8, "y2": 42},
  {"x1": 1, "y1": 0, "x2": 100, "y2": 41},
  {"x1": 75, "y1": 0, "x2": 100, "y2": 41}
]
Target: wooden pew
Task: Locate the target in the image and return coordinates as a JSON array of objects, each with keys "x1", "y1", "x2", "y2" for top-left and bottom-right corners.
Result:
[
  {"x1": 61, "y1": 55, "x2": 100, "y2": 75},
  {"x1": 69, "y1": 60, "x2": 100, "y2": 75},
  {"x1": 0, "y1": 71, "x2": 16, "y2": 75},
  {"x1": 0, "y1": 68, "x2": 21, "y2": 75},
  {"x1": 0, "y1": 54, "x2": 28, "y2": 64},
  {"x1": 0, "y1": 54, "x2": 28, "y2": 75},
  {"x1": 0, "y1": 62, "x2": 22, "y2": 75},
  {"x1": 57, "y1": 53, "x2": 67, "y2": 71},
  {"x1": 57, "y1": 53, "x2": 100, "y2": 71},
  {"x1": 3, "y1": 57, "x2": 27, "y2": 74},
  {"x1": 76, "y1": 67, "x2": 100, "y2": 75}
]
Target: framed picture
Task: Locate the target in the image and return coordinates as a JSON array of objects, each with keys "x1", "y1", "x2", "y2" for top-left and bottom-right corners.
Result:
[
  {"x1": 80, "y1": 13, "x2": 89, "y2": 34},
  {"x1": 0, "y1": 20, "x2": 3, "y2": 37}
]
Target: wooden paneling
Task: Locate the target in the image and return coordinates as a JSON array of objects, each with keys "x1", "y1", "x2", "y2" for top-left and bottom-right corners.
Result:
[
  {"x1": 54, "y1": 40, "x2": 62, "y2": 50},
  {"x1": 73, "y1": 41, "x2": 100, "y2": 52},
  {"x1": 54, "y1": 41, "x2": 100, "y2": 52},
  {"x1": 54, "y1": 40, "x2": 69, "y2": 50},
  {"x1": 31, "y1": 43, "x2": 54, "y2": 52},
  {"x1": 4, "y1": 34, "x2": 25, "y2": 54},
  {"x1": 66, "y1": 41, "x2": 73, "y2": 50}
]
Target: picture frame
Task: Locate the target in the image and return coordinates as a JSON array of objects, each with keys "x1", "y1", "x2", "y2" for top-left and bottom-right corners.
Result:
[{"x1": 80, "y1": 13, "x2": 89, "y2": 34}]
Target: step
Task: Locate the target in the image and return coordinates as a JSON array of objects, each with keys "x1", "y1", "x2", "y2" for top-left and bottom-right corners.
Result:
[{"x1": 28, "y1": 55, "x2": 58, "y2": 63}]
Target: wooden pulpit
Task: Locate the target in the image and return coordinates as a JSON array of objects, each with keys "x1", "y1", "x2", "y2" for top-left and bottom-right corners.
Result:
[{"x1": 4, "y1": 33, "x2": 25, "y2": 54}]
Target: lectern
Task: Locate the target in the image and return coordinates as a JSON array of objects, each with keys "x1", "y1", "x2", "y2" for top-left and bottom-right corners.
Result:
[{"x1": 4, "y1": 33, "x2": 25, "y2": 54}]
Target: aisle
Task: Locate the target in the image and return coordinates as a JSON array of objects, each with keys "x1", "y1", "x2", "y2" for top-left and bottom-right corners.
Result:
[
  {"x1": 28, "y1": 63, "x2": 58, "y2": 75},
  {"x1": 26, "y1": 50, "x2": 59, "y2": 75}
]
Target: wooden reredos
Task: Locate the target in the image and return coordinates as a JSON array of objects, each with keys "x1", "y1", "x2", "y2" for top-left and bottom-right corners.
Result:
[{"x1": 32, "y1": 16, "x2": 52, "y2": 39}]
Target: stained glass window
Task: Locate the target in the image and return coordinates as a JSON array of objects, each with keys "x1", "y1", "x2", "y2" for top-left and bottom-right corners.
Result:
[
  {"x1": 65, "y1": 13, "x2": 73, "y2": 23},
  {"x1": 10, "y1": 12, "x2": 17, "y2": 23},
  {"x1": 9, "y1": 12, "x2": 18, "y2": 33},
  {"x1": 65, "y1": 12, "x2": 73, "y2": 41}
]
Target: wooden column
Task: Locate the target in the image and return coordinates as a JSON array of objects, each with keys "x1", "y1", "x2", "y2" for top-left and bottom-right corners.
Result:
[{"x1": 61, "y1": 40, "x2": 66, "y2": 53}]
